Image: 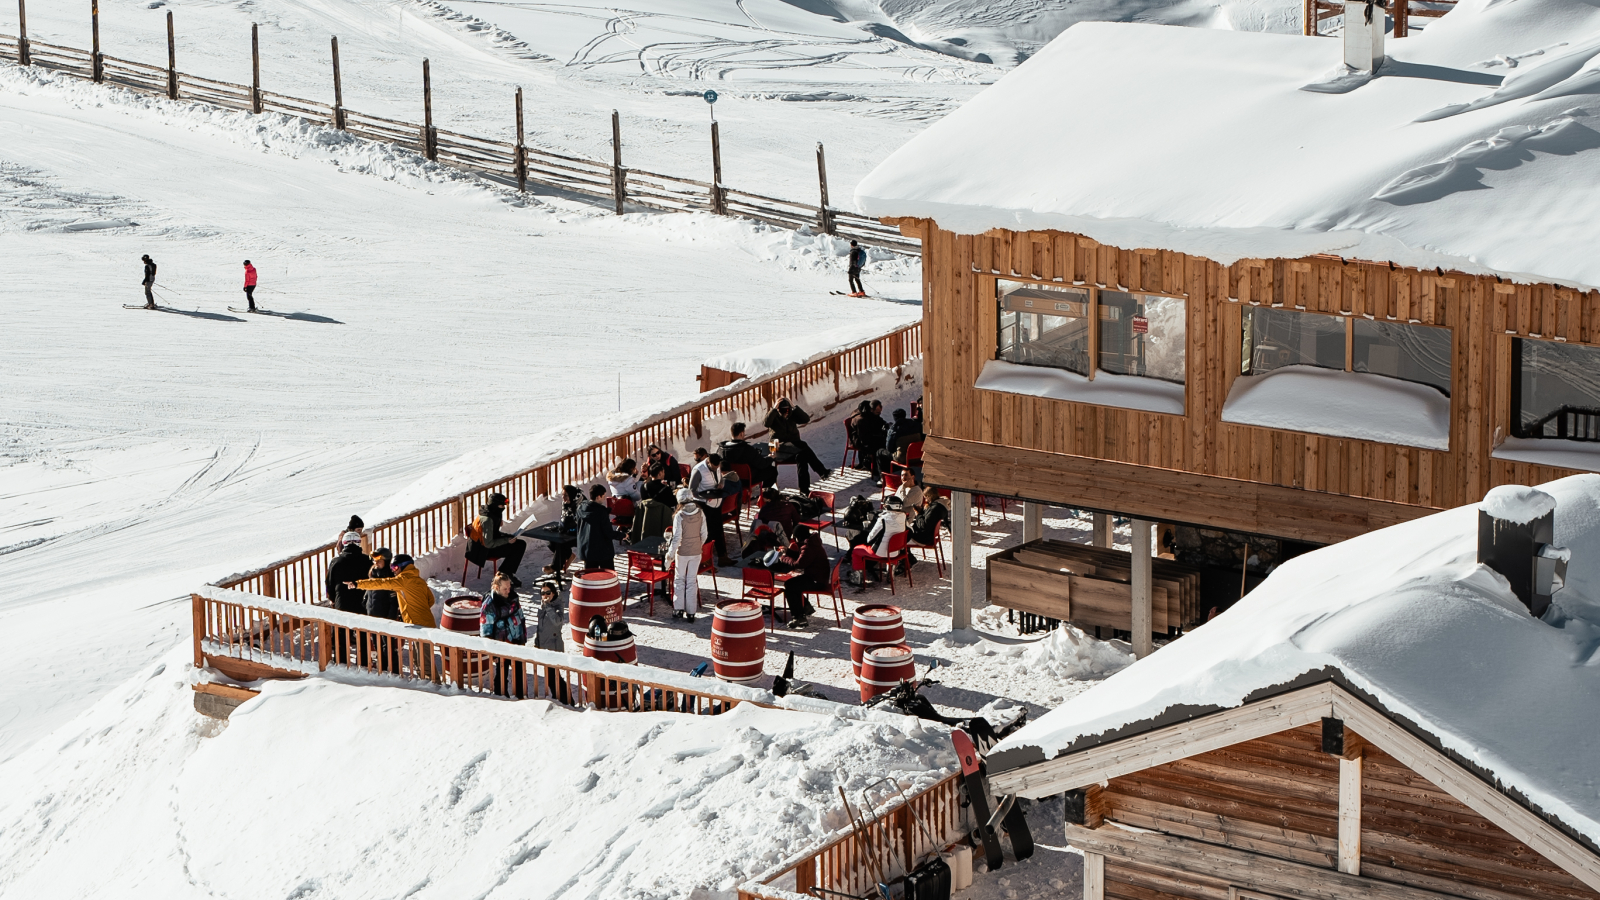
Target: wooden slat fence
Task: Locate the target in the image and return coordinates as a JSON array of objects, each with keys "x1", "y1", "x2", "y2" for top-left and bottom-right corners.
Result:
[
  {"x1": 213, "y1": 323, "x2": 920, "y2": 603},
  {"x1": 194, "y1": 591, "x2": 767, "y2": 714},
  {"x1": 737, "y1": 772, "x2": 964, "y2": 900},
  {"x1": 0, "y1": 31, "x2": 917, "y2": 252}
]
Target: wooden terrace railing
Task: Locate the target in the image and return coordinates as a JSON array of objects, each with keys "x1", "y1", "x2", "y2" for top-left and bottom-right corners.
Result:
[
  {"x1": 194, "y1": 591, "x2": 772, "y2": 714},
  {"x1": 737, "y1": 772, "x2": 964, "y2": 900},
  {"x1": 0, "y1": 33, "x2": 915, "y2": 252},
  {"x1": 212, "y1": 323, "x2": 921, "y2": 603}
]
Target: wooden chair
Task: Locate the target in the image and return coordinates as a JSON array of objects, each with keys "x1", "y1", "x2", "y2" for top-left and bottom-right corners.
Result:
[
  {"x1": 857, "y1": 532, "x2": 913, "y2": 596},
  {"x1": 625, "y1": 550, "x2": 671, "y2": 615},
  {"x1": 742, "y1": 567, "x2": 785, "y2": 631},
  {"x1": 908, "y1": 519, "x2": 947, "y2": 579}
]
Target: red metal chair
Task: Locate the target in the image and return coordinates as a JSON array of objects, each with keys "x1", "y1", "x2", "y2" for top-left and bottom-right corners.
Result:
[
  {"x1": 908, "y1": 519, "x2": 947, "y2": 579},
  {"x1": 799, "y1": 490, "x2": 836, "y2": 539},
  {"x1": 678, "y1": 463, "x2": 692, "y2": 482},
  {"x1": 841, "y1": 415, "x2": 859, "y2": 468},
  {"x1": 974, "y1": 494, "x2": 1011, "y2": 520},
  {"x1": 889, "y1": 440, "x2": 924, "y2": 479},
  {"x1": 718, "y1": 491, "x2": 744, "y2": 544},
  {"x1": 856, "y1": 531, "x2": 913, "y2": 596},
  {"x1": 742, "y1": 567, "x2": 786, "y2": 631},
  {"x1": 800, "y1": 558, "x2": 848, "y2": 626},
  {"x1": 667, "y1": 542, "x2": 721, "y2": 611},
  {"x1": 881, "y1": 470, "x2": 904, "y2": 503},
  {"x1": 625, "y1": 550, "x2": 672, "y2": 615},
  {"x1": 607, "y1": 497, "x2": 636, "y2": 531}
]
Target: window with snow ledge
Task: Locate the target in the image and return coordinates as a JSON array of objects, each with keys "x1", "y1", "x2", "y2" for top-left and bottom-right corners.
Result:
[
  {"x1": 989, "y1": 279, "x2": 1185, "y2": 413},
  {"x1": 1498, "y1": 339, "x2": 1600, "y2": 471},
  {"x1": 1225, "y1": 308, "x2": 1452, "y2": 449}
]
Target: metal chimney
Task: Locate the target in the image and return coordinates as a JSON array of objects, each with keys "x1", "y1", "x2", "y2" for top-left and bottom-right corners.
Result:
[
  {"x1": 1478, "y1": 486, "x2": 1567, "y2": 618},
  {"x1": 1343, "y1": 0, "x2": 1386, "y2": 74}
]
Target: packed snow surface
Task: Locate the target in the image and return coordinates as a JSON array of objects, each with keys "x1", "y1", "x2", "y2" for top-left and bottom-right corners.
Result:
[
  {"x1": 1481, "y1": 483, "x2": 1558, "y2": 524},
  {"x1": 856, "y1": 0, "x2": 1600, "y2": 289},
  {"x1": 1494, "y1": 436, "x2": 1600, "y2": 474},
  {"x1": 701, "y1": 315, "x2": 920, "y2": 380},
  {"x1": 989, "y1": 474, "x2": 1600, "y2": 846},
  {"x1": 0, "y1": 645, "x2": 955, "y2": 900},
  {"x1": 1221, "y1": 365, "x2": 1452, "y2": 450},
  {"x1": 975, "y1": 359, "x2": 1185, "y2": 414}
]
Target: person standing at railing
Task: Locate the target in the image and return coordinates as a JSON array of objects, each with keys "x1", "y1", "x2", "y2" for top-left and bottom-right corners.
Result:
[
  {"x1": 351, "y1": 553, "x2": 436, "y2": 628},
  {"x1": 326, "y1": 531, "x2": 373, "y2": 665},
  {"x1": 479, "y1": 573, "x2": 527, "y2": 696},
  {"x1": 533, "y1": 580, "x2": 570, "y2": 703},
  {"x1": 764, "y1": 398, "x2": 831, "y2": 494},
  {"x1": 666, "y1": 488, "x2": 708, "y2": 622}
]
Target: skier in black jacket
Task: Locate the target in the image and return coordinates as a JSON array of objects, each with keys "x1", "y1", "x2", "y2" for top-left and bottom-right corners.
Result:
[
  {"x1": 140, "y1": 254, "x2": 157, "y2": 308},
  {"x1": 847, "y1": 241, "x2": 866, "y2": 297}
]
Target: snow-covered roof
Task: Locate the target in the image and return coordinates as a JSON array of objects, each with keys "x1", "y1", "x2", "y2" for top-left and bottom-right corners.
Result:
[
  {"x1": 855, "y1": 0, "x2": 1600, "y2": 291},
  {"x1": 987, "y1": 474, "x2": 1600, "y2": 849}
]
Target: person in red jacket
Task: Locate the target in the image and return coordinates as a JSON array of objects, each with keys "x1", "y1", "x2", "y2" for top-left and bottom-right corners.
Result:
[{"x1": 242, "y1": 260, "x2": 258, "y2": 311}]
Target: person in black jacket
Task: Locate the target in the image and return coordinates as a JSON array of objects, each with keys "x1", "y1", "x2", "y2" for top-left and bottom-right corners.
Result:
[
  {"x1": 326, "y1": 532, "x2": 373, "y2": 613},
  {"x1": 772, "y1": 525, "x2": 827, "y2": 628},
  {"x1": 140, "y1": 254, "x2": 157, "y2": 308},
  {"x1": 362, "y1": 548, "x2": 402, "y2": 674},
  {"x1": 847, "y1": 240, "x2": 866, "y2": 297},
  {"x1": 543, "y1": 485, "x2": 582, "y2": 574},
  {"x1": 576, "y1": 484, "x2": 615, "y2": 571},
  {"x1": 465, "y1": 492, "x2": 527, "y2": 586},
  {"x1": 719, "y1": 422, "x2": 775, "y2": 489},
  {"x1": 763, "y1": 398, "x2": 830, "y2": 493},
  {"x1": 848, "y1": 399, "x2": 888, "y2": 481},
  {"x1": 878, "y1": 408, "x2": 924, "y2": 473},
  {"x1": 647, "y1": 444, "x2": 682, "y2": 486}
]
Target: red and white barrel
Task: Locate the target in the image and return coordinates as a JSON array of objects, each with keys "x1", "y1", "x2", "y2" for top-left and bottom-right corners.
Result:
[
  {"x1": 858, "y1": 644, "x2": 916, "y2": 703},
  {"x1": 569, "y1": 571, "x2": 623, "y2": 646},
  {"x1": 441, "y1": 598, "x2": 482, "y2": 634},
  {"x1": 584, "y1": 633, "x2": 637, "y2": 665},
  {"x1": 710, "y1": 600, "x2": 766, "y2": 684},
  {"x1": 850, "y1": 604, "x2": 905, "y2": 676}
]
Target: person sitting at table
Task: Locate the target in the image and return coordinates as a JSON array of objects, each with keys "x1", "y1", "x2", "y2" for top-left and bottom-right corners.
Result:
[
  {"x1": 543, "y1": 485, "x2": 583, "y2": 574},
  {"x1": 877, "y1": 408, "x2": 924, "y2": 473},
  {"x1": 466, "y1": 492, "x2": 528, "y2": 587},
  {"x1": 738, "y1": 488, "x2": 796, "y2": 562},
  {"x1": 850, "y1": 496, "x2": 906, "y2": 592},
  {"x1": 719, "y1": 422, "x2": 775, "y2": 489},
  {"x1": 629, "y1": 463, "x2": 675, "y2": 544},
  {"x1": 764, "y1": 398, "x2": 830, "y2": 493},
  {"x1": 607, "y1": 458, "x2": 642, "y2": 502},
  {"x1": 895, "y1": 471, "x2": 926, "y2": 512},
  {"x1": 907, "y1": 491, "x2": 950, "y2": 546},
  {"x1": 849, "y1": 399, "x2": 888, "y2": 482},
  {"x1": 647, "y1": 444, "x2": 682, "y2": 486},
  {"x1": 771, "y1": 524, "x2": 827, "y2": 628},
  {"x1": 690, "y1": 452, "x2": 736, "y2": 567},
  {"x1": 576, "y1": 484, "x2": 615, "y2": 572}
]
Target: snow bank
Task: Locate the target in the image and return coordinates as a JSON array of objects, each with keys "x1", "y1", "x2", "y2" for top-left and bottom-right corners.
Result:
[
  {"x1": 1221, "y1": 365, "x2": 1451, "y2": 450},
  {"x1": 926, "y1": 619, "x2": 1135, "y2": 708},
  {"x1": 701, "y1": 316, "x2": 920, "y2": 380},
  {"x1": 0, "y1": 643, "x2": 955, "y2": 900},
  {"x1": 975, "y1": 359, "x2": 1185, "y2": 414},
  {"x1": 1481, "y1": 484, "x2": 1558, "y2": 524},
  {"x1": 855, "y1": 0, "x2": 1600, "y2": 290},
  {"x1": 988, "y1": 474, "x2": 1600, "y2": 846}
]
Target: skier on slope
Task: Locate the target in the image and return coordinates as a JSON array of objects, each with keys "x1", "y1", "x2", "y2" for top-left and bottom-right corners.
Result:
[
  {"x1": 140, "y1": 254, "x2": 157, "y2": 308},
  {"x1": 242, "y1": 260, "x2": 258, "y2": 312},
  {"x1": 847, "y1": 240, "x2": 867, "y2": 297}
]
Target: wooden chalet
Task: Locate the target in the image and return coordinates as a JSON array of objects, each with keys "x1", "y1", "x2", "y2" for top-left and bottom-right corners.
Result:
[{"x1": 855, "y1": 1, "x2": 1600, "y2": 651}]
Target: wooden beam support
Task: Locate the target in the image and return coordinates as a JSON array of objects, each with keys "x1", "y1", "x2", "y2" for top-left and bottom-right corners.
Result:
[
  {"x1": 17, "y1": 0, "x2": 29, "y2": 66},
  {"x1": 710, "y1": 120, "x2": 725, "y2": 215},
  {"x1": 1023, "y1": 501, "x2": 1043, "y2": 542},
  {"x1": 330, "y1": 36, "x2": 345, "y2": 129},
  {"x1": 1084, "y1": 850, "x2": 1105, "y2": 900},
  {"x1": 816, "y1": 142, "x2": 835, "y2": 235},
  {"x1": 1093, "y1": 512, "x2": 1112, "y2": 548},
  {"x1": 91, "y1": 0, "x2": 102, "y2": 83},
  {"x1": 1067, "y1": 823, "x2": 1464, "y2": 900},
  {"x1": 611, "y1": 109, "x2": 624, "y2": 214},
  {"x1": 165, "y1": 11, "x2": 176, "y2": 99},
  {"x1": 421, "y1": 59, "x2": 436, "y2": 161},
  {"x1": 1339, "y1": 752, "x2": 1364, "y2": 875},
  {"x1": 514, "y1": 87, "x2": 526, "y2": 192},
  {"x1": 1131, "y1": 519, "x2": 1153, "y2": 658},
  {"x1": 951, "y1": 490, "x2": 972, "y2": 629},
  {"x1": 250, "y1": 23, "x2": 261, "y2": 114}
]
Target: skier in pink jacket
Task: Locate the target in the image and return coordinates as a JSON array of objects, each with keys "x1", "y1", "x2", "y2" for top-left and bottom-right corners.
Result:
[{"x1": 242, "y1": 260, "x2": 258, "y2": 311}]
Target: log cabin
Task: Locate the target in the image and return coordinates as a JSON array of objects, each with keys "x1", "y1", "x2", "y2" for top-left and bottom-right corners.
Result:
[
  {"x1": 978, "y1": 478, "x2": 1600, "y2": 900},
  {"x1": 853, "y1": 0, "x2": 1600, "y2": 651}
]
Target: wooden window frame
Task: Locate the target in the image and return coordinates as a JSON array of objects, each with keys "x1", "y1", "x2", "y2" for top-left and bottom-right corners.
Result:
[
  {"x1": 993, "y1": 274, "x2": 1186, "y2": 385},
  {"x1": 1240, "y1": 304, "x2": 1452, "y2": 387},
  {"x1": 1505, "y1": 333, "x2": 1600, "y2": 442}
]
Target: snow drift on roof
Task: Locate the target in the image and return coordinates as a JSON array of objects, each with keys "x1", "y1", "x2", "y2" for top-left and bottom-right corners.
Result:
[
  {"x1": 855, "y1": 0, "x2": 1600, "y2": 290},
  {"x1": 987, "y1": 474, "x2": 1600, "y2": 846}
]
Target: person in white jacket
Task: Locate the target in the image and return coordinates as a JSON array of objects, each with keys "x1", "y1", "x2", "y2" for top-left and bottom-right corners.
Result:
[
  {"x1": 665, "y1": 488, "x2": 708, "y2": 621},
  {"x1": 850, "y1": 496, "x2": 907, "y2": 593}
]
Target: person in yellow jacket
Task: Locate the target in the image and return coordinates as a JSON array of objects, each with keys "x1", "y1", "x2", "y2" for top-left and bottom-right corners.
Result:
[{"x1": 350, "y1": 553, "x2": 437, "y2": 628}]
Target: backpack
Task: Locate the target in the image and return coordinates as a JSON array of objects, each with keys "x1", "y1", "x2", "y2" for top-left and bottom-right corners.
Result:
[
  {"x1": 788, "y1": 490, "x2": 826, "y2": 521},
  {"x1": 466, "y1": 516, "x2": 485, "y2": 545},
  {"x1": 843, "y1": 496, "x2": 877, "y2": 532}
]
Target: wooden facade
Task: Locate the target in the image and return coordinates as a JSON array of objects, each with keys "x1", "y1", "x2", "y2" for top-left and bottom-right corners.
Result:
[{"x1": 897, "y1": 219, "x2": 1600, "y2": 544}]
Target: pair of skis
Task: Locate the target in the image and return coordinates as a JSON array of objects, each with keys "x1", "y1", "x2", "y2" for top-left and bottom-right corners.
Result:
[{"x1": 952, "y1": 729, "x2": 1034, "y2": 872}]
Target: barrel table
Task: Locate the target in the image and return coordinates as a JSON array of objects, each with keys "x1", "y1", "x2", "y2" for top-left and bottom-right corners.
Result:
[
  {"x1": 850, "y1": 604, "x2": 905, "y2": 676},
  {"x1": 569, "y1": 571, "x2": 623, "y2": 646},
  {"x1": 711, "y1": 600, "x2": 767, "y2": 684},
  {"x1": 858, "y1": 643, "x2": 916, "y2": 702},
  {"x1": 441, "y1": 598, "x2": 487, "y2": 679}
]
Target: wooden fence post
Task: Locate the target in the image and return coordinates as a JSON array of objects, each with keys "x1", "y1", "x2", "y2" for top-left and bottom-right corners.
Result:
[
  {"x1": 250, "y1": 23, "x2": 262, "y2": 113},
  {"x1": 91, "y1": 0, "x2": 102, "y2": 83},
  {"x1": 422, "y1": 58, "x2": 437, "y2": 160},
  {"x1": 330, "y1": 36, "x2": 345, "y2": 129},
  {"x1": 318, "y1": 621, "x2": 332, "y2": 672},
  {"x1": 515, "y1": 87, "x2": 527, "y2": 192},
  {"x1": 611, "y1": 109, "x2": 625, "y2": 215},
  {"x1": 262, "y1": 567, "x2": 277, "y2": 599},
  {"x1": 16, "y1": 0, "x2": 28, "y2": 66},
  {"x1": 165, "y1": 11, "x2": 176, "y2": 99},
  {"x1": 191, "y1": 594, "x2": 205, "y2": 668},
  {"x1": 816, "y1": 142, "x2": 835, "y2": 235},
  {"x1": 710, "y1": 120, "x2": 725, "y2": 215}
]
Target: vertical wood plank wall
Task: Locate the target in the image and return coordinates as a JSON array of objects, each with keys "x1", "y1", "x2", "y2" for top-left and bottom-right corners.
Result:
[
  {"x1": 915, "y1": 221, "x2": 1599, "y2": 519},
  {"x1": 1095, "y1": 725, "x2": 1600, "y2": 900}
]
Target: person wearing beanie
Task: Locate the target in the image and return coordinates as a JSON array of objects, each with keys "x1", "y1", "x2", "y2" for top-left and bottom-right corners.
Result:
[
  {"x1": 466, "y1": 491, "x2": 527, "y2": 587},
  {"x1": 665, "y1": 488, "x2": 707, "y2": 621},
  {"x1": 336, "y1": 514, "x2": 364, "y2": 548},
  {"x1": 352, "y1": 553, "x2": 436, "y2": 628},
  {"x1": 850, "y1": 495, "x2": 907, "y2": 593},
  {"x1": 140, "y1": 254, "x2": 157, "y2": 308},
  {"x1": 324, "y1": 531, "x2": 373, "y2": 663},
  {"x1": 242, "y1": 260, "x2": 259, "y2": 311}
]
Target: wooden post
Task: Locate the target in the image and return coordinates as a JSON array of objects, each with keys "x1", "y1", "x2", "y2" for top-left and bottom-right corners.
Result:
[
  {"x1": 514, "y1": 87, "x2": 527, "y2": 192},
  {"x1": 421, "y1": 59, "x2": 437, "y2": 160},
  {"x1": 815, "y1": 142, "x2": 835, "y2": 235},
  {"x1": 330, "y1": 36, "x2": 345, "y2": 129},
  {"x1": 1395, "y1": 0, "x2": 1409, "y2": 38},
  {"x1": 1092, "y1": 512, "x2": 1112, "y2": 547},
  {"x1": 165, "y1": 11, "x2": 176, "y2": 100},
  {"x1": 710, "y1": 120, "x2": 725, "y2": 215},
  {"x1": 610, "y1": 109, "x2": 625, "y2": 215},
  {"x1": 1023, "y1": 501, "x2": 1043, "y2": 543},
  {"x1": 16, "y1": 0, "x2": 28, "y2": 66},
  {"x1": 951, "y1": 491, "x2": 973, "y2": 630},
  {"x1": 317, "y1": 621, "x2": 332, "y2": 672},
  {"x1": 250, "y1": 23, "x2": 261, "y2": 114},
  {"x1": 1339, "y1": 744, "x2": 1365, "y2": 874},
  {"x1": 1083, "y1": 851, "x2": 1105, "y2": 900},
  {"x1": 91, "y1": 0, "x2": 102, "y2": 83},
  {"x1": 1131, "y1": 518, "x2": 1153, "y2": 658},
  {"x1": 191, "y1": 594, "x2": 206, "y2": 669}
]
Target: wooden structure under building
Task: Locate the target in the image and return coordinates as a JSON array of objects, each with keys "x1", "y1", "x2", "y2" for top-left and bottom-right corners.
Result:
[{"x1": 986, "y1": 538, "x2": 1203, "y2": 637}]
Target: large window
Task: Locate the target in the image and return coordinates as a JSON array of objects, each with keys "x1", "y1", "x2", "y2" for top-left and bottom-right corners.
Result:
[
  {"x1": 998, "y1": 280, "x2": 1185, "y2": 384},
  {"x1": 1513, "y1": 339, "x2": 1600, "y2": 441},
  {"x1": 1243, "y1": 308, "x2": 1451, "y2": 397}
]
